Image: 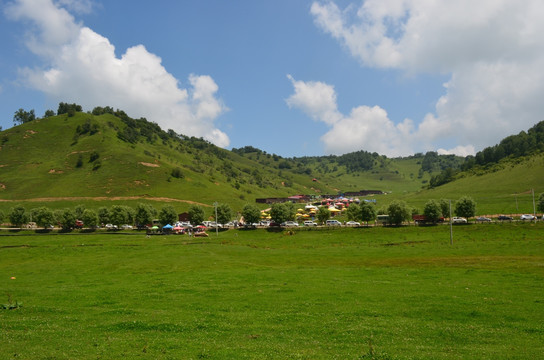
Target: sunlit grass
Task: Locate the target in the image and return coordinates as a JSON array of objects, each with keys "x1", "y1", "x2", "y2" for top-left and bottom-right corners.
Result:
[{"x1": 1, "y1": 224, "x2": 543, "y2": 359}]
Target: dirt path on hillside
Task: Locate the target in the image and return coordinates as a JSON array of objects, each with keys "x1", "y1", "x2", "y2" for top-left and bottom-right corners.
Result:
[{"x1": 0, "y1": 196, "x2": 212, "y2": 207}]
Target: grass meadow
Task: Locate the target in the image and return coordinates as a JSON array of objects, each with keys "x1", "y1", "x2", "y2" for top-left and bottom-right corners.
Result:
[{"x1": 1, "y1": 224, "x2": 543, "y2": 359}]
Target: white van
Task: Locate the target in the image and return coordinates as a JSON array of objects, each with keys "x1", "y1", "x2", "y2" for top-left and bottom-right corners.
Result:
[{"x1": 326, "y1": 219, "x2": 342, "y2": 226}]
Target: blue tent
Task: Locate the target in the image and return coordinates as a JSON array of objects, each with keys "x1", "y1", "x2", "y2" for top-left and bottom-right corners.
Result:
[{"x1": 163, "y1": 224, "x2": 173, "y2": 229}]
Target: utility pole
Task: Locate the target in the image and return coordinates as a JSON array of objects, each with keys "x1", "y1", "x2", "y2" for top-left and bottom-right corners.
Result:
[
  {"x1": 214, "y1": 202, "x2": 218, "y2": 236},
  {"x1": 532, "y1": 189, "x2": 537, "y2": 223},
  {"x1": 449, "y1": 199, "x2": 453, "y2": 246}
]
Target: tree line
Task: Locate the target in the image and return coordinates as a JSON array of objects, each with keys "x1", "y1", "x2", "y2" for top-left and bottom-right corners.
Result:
[
  {"x1": 429, "y1": 120, "x2": 544, "y2": 188},
  {"x1": 2, "y1": 193, "x2": 544, "y2": 230}
]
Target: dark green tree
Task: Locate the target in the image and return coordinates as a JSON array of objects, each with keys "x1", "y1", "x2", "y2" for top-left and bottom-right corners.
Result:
[
  {"x1": 124, "y1": 206, "x2": 135, "y2": 225},
  {"x1": 270, "y1": 202, "x2": 296, "y2": 224},
  {"x1": 57, "y1": 102, "x2": 82, "y2": 115},
  {"x1": 454, "y1": 196, "x2": 476, "y2": 220},
  {"x1": 387, "y1": 200, "x2": 410, "y2": 226},
  {"x1": 44, "y1": 109, "x2": 55, "y2": 117},
  {"x1": 188, "y1": 205, "x2": 205, "y2": 226},
  {"x1": 537, "y1": 193, "x2": 544, "y2": 213},
  {"x1": 13, "y1": 108, "x2": 36, "y2": 125},
  {"x1": 171, "y1": 167, "x2": 184, "y2": 179},
  {"x1": 9, "y1": 205, "x2": 28, "y2": 228},
  {"x1": 59, "y1": 208, "x2": 76, "y2": 230},
  {"x1": 81, "y1": 209, "x2": 99, "y2": 229},
  {"x1": 98, "y1": 207, "x2": 110, "y2": 225},
  {"x1": 423, "y1": 200, "x2": 442, "y2": 223},
  {"x1": 316, "y1": 206, "x2": 331, "y2": 224},
  {"x1": 74, "y1": 205, "x2": 85, "y2": 219},
  {"x1": 135, "y1": 203, "x2": 156, "y2": 228},
  {"x1": 360, "y1": 202, "x2": 377, "y2": 225},
  {"x1": 346, "y1": 203, "x2": 361, "y2": 221},
  {"x1": 241, "y1": 204, "x2": 260, "y2": 226},
  {"x1": 31, "y1": 207, "x2": 55, "y2": 229},
  {"x1": 439, "y1": 199, "x2": 451, "y2": 218},
  {"x1": 216, "y1": 203, "x2": 233, "y2": 225},
  {"x1": 159, "y1": 205, "x2": 178, "y2": 226},
  {"x1": 110, "y1": 205, "x2": 129, "y2": 227}
]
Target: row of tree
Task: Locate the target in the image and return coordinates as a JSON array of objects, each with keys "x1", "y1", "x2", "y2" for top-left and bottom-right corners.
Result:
[
  {"x1": 2, "y1": 193, "x2": 543, "y2": 229},
  {"x1": 429, "y1": 121, "x2": 544, "y2": 188},
  {"x1": 12, "y1": 103, "x2": 84, "y2": 126},
  {"x1": 0, "y1": 202, "x2": 236, "y2": 230}
]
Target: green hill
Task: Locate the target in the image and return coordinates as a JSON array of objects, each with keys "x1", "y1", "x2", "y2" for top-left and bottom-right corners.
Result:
[{"x1": 1, "y1": 109, "x2": 543, "y2": 216}]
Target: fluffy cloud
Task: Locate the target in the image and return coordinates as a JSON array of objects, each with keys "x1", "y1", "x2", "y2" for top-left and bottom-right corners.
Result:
[
  {"x1": 5, "y1": 0, "x2": 229, "y2": 147},
  {"x1": 310, "y1": 0, "x2": 544, "y2": 155},
  {"x1": 286, "y1": 75, "x2": 415, "y2": 156},
  {"x1": 285, "y1": 75, "x2": 342, "y2": 125}
]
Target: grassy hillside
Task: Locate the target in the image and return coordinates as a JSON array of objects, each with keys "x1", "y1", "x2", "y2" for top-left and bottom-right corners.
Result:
[
  {"x1": 401, "y1": 154, "x2": 544, "y2": 215},
  {"x1": 0, "y1": 113, "x2": 362, "y2": 213},
  {"x1": 1, "y1": 111, "x2": 543, "y2": 216}
]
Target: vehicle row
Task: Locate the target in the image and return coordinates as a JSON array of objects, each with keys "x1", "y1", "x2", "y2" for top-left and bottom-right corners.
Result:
[{"x1": 79, "y1": 213, "x2": 544, "y2": 231}]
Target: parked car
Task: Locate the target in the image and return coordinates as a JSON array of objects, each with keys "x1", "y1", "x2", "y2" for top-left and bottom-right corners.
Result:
[
  {"x1": 497, "y1": 215, "x2": 513, "y2": 221},
  {"x1": 520, "y1": 214, "x2": 536, "y2": 220},
  {"x1": 326, "y1": 219, "x2": 342, "y2": 226},
  {"x1": 121, "y1": 224, "x2": 133, "y2": 230},
  {"x1": 452, "y1": 217, "x2": 467, "y2": 224},
  {"x1": 303, "y1": 221, "x2": 318, "y2": 227},
  {"x1": 281, "y1": 221, "x2": 299, "y2": 227},
  {"x1": 345, "y1": 221, "x2": 360, "y2": 227},
  {"x1": 476, "y1": 216, "x2": 492, "y2": 222}
]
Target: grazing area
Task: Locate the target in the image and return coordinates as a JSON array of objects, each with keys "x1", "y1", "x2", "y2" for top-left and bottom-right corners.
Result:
[{"x1": 1, "y1": 224, "x2": 543, "y2": 359}]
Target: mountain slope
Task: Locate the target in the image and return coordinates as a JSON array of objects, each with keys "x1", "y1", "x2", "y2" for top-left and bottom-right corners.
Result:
[
  {"x1": 1, "y1": 110, "x2": 543, "y2": 215},
  {"x1": 0, "y1": 113, "x2": 344, "y2": 209}
]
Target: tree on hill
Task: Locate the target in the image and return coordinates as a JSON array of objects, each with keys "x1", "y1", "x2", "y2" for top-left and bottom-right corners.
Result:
[
  {"x1": 454, "y1": 196, "x2": 476, "y2": 220},
  {"x1": 13, "y1": 108, "x2": 36, "y2": 125},
  {"x1": 44, "y1": 109, "x2": 55, "y2": 117},
  {"x1": 57, "y1": 102, "x2": 82, "y2": 116}
]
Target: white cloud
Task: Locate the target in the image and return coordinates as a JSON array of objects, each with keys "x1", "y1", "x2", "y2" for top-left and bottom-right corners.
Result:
[
  {"x1": 437, "y1": 145, "x2": 475, "y2": 157},
  {"x1": 311, "y1": 0, "x2": 544, "y2": 155},
  {"x1": 5, "y1": 0, "x2": 229, "y2": 147},
  {"x1": 285, "y1": 74, "x2": 342, "y2": 125},
  {"x1": 286, "y1": 75, "x2": 415, "y2": 156}
]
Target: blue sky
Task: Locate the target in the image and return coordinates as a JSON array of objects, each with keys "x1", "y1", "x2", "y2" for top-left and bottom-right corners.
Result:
[{"x1": 2, "y1": 0, "x2": 544, "y2": 158}]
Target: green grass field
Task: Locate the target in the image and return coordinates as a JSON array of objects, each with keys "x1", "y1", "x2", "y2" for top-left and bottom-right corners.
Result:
[{"x1": 1, "y1": 224, "x2": 543, "y2": 359}]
